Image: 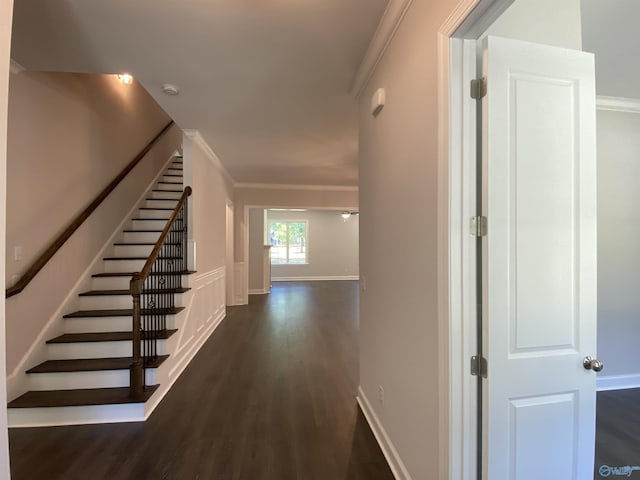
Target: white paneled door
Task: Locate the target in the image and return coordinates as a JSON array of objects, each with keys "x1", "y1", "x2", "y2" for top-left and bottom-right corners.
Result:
[{"x1": 481, "y1": 36, "x2": 597, "y2": 480}]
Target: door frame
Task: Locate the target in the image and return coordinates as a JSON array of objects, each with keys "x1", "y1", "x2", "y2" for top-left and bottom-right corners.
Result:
[{"x1": 437, "y1": 1, "x2": 515, "y2": 479}]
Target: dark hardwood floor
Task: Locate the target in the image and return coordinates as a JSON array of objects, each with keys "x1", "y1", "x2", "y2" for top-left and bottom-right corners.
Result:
[
  {"x1": 595, "y1": 388, "x2": 640, "y2": 479},
  {"x1": 8, "y1": 281, "x2": 394, "y2": 480}
]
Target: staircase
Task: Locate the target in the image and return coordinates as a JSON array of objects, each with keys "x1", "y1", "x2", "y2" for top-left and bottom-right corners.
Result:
[{"x1": 8, "y1": 155, "x2": 193, "y2": 426}]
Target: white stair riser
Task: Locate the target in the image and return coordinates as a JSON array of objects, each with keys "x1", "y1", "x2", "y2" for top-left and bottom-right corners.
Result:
[
  {"x1": 103, "y1": 259, "x2": 146, "y2": 272},
  {"x1": 145, "y1": 199, "x2": 178, "y2": 209},
  {"x1": 47, "y1": 340, "x2": 168, "y2": 360},
  {"x1": 131, "y1": 219, "x2": 169, "y2": 230},
  {"x1": 136, "y1": 209, "x2": 174, "y2": 220},
  {"x1": 77, "y1": 293, "x2": 183, "y2": 310},
  {"x1": 113, "y1": 244, "x2": 154, "y2": 257},
  {"x1": 122, "y1": 231, "x2": 162, "y2": 243},
  {"x1": 91, "y1": 274, "x2": 191, "y2": 291},
  {"x1": 63, "y1": 316, "x2": 177, "y2": 333},
  {"x1": 160, "y1": 175, "x2": 182, "y2": 186},
  {"x1": 27, "y1": 369, "x2": 158, "y2": 391},
  {"x1": 149, "y1": 190, "x2": 182, "y2": 200},
  {"x1": 8, "y1": 403, "x2": 147, "y2": 427},
  {"x1": 154, "y1": 183, "x2": 182, "y2": 192},
  {"x1": 64, "y1": 316, "x2": 134, "y2": 333},
  {"x1": 48, "y1": 341, "x2": 132, "y2": 359}
]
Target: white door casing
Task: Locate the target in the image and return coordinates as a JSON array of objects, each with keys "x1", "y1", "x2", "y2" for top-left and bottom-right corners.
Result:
[{"x1": 482, "y1": 36, "x2": 597, "y2": 480}]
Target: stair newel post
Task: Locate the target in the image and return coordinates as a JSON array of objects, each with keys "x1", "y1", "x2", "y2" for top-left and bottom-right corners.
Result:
[
  {"x1": 184, "y1": 186, "x2": 191, "y2": 273},
  {"x1": 130, "y1": 273, "x2": 144, "y2": 398}
]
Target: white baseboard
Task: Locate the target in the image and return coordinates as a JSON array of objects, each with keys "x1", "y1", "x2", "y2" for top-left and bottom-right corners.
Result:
[
  {"x1": 248, "y1": 289, "x2": 269, "y2": 295},
  {"x1": 357, "y1": 386, "x2": 411, "y2": 480},
  {"x1": 597, "y1": 373, "x2": 640, "y2": 391},
  {"x1": 272, "y1": 275, "x2": 359, "y2": 282}
]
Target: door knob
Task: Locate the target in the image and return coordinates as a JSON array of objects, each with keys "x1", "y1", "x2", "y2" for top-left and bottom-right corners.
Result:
[{"x1": 583, "y1": 356, "x2": 604, "y2": 372}]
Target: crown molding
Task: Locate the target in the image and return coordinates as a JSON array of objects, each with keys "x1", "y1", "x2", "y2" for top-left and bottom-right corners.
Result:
[
  {"x1": 235, "y1": 182, "x2": 358, "y2": 192},
  {"x1": 596, "y1": 95, "x2": 640, "y2": 114},
  {"x1": 10, "y1": 59, "x2": 26, "y2": 74},
  {"x1": 182, "y1": 129, "x2": 235, "y2": 185},
  {"x1": 349, "y1": 0, "x2": 414, "y2": 99}
]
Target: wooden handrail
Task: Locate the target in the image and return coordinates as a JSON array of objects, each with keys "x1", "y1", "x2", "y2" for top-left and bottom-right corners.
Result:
[{"x1": 6, "y1": 121, "x2": 176, "y2": 298}]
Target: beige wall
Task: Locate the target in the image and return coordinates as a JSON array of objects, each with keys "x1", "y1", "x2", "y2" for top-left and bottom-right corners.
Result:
[
  {"x1": 1, "y1": 0, "x2": 14, "y2": 476},
  {"x1": 357, "y1": 0, "x2": 460, "y2": 477},
  {"x1": 248, "y1": 208, "x2": 266, "y2": 291},
  {"x1": 185, "y1": 135, "x2": 233, "y2": 276},
  {"x1": 597, "y1": 109, "x2": 640, "y2": 378},
  {"x1": 5, "y1": 71, "x2": 180, "y2": 375},
  {"x1": 267, "y1": 209, "x2": 359, "y2": 280}
]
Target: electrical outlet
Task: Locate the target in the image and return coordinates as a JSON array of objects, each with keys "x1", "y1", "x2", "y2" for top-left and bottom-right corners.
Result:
[
  {"x1": 378, "y1": 385, "x2": 384, "y2": 405},
  {"x1": 14, "y1": 246, "x2": 23, "y2": 261}
]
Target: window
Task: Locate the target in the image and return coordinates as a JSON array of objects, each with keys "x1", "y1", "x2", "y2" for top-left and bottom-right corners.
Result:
[{"x1": 269, "y1": 221, "x2": 308, "y2": 264}]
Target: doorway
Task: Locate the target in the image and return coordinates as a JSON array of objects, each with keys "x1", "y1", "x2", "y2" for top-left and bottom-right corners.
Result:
[{"x1": 446, "y1": 0, "x2": 640, "y2": 478}]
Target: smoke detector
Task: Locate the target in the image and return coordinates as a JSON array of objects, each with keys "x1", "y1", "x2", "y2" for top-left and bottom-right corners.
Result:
[{"x1": 162, "y1": 84, "x2": 180, "y2": 96}]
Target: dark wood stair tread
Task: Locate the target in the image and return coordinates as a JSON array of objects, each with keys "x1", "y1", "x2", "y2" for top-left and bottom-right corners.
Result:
[
  {"x1": 131, "y1": 218, "x2": 170, "y2": 221},
  {"x1": 103, "y1": 256, "x2": 181, "y2": 260},
  {"x1": 8, "y1": 385, "x2": 159, "y2": 409},
  {"x1": 26, "y1": 356, "x2": 169, "y2": 374},
  {"x1": 139, "y1": 207, "x2": 175, "y2": 211},
  {"x1": 145, "y1": 198, "x2": 178, "y2": 202},
  {"x1": 152, "y1": 189, "x2": 183, "y2": 193},
  {"x1": 122, "y1": 228, "x2": 184, "y2": 233},
  {"x1": 79, "y1": 288, "x2": 189, "y2": 296},
  {"x1": 113, "y1": 242, "x2": 179, "y2": 246},
  {"x1": 47, "y1": 330, "x2": 178, "y2": 344},
  {"x1": 63, "y1": 307, "x2": 184, "y2": 318},
  {"x1": 92, "y1": 271, "x2": 195, "y2": 278}
]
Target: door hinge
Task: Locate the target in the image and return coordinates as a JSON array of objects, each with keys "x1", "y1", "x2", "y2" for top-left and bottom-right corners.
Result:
[
  {"x1": 471, "y1": 355, "x2": 488, "y2": 378},
  {"x1": 470, "y1": 216, "x2": 487, "y2": 237},
  {"x1": 470, "y1": 77, "x2": 487, "y2": 100}
]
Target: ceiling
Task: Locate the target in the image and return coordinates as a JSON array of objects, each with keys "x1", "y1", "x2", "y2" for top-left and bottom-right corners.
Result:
[
  {"x1": 10, "y1": 0, "x2": 389, "y2": 186},
  {"x1": 581, "y1": 0, "x2": 640, "y2": 100}
]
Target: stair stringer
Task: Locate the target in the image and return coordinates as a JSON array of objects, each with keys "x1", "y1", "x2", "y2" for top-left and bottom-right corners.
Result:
[{"x1": 6, "y1": 151, "x2": 180, "y2": 404}]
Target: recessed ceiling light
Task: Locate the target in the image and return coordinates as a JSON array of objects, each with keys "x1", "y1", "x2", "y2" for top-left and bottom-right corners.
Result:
[
  {"x1": 162, "y1": 84, "x2": 180, "y2": 96},
  {"x1": 116, "y1": 73, "x2": 133, "y2": 85}
]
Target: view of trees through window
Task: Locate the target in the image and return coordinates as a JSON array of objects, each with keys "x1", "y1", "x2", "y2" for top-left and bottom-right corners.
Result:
[{"x1": 269, "y1": 221, "x2": 307, "y2": 264}]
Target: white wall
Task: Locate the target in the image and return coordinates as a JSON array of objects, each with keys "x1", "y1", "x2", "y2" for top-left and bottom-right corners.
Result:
[
  {"x1": 248, "y1": 208, "x2": 265, "y2": 292},
  {"x1": 597, "y1": 109, "x2": 640, "y2": 380},
  {"x1": 483, "y1": 0, "x2": 582, "y2": 50},
  {"x1": 581, "y1": 0, "x2": 640, "y2": 99},
  {"x1": 5, "y1": 72, "x2": 180, "y2": 377},
  {"x1": 1, "y1": 0, "x2": 14, "y2": 476},
  {"x1": 267, "y1": 209, "x2": 359, "y2": 280},
  {"x1": 233, "y1": 185, "x2": 358, "y2": 304}
]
